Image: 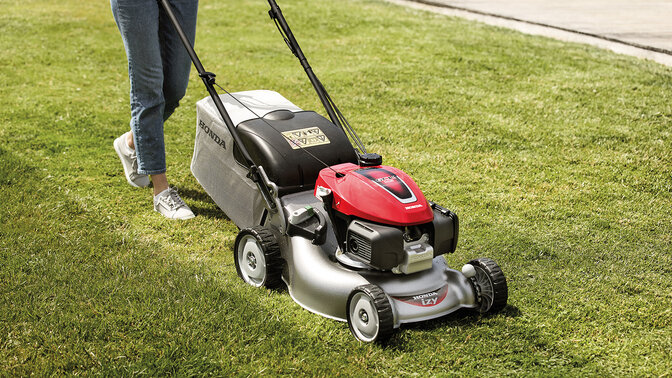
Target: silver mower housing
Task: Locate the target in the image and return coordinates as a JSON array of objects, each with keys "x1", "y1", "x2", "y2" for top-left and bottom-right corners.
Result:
[{"x1": 191, "y1": 91, "x2": 504, "y2": 340}]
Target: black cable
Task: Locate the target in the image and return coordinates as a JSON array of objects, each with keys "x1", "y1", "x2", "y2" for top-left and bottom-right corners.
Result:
[
  {"x1": 270, "y1": 8, "x2": 367, "y2": 156},
  {"x1": 318, "y1": 80, "x2": 367, "y2": 154}
]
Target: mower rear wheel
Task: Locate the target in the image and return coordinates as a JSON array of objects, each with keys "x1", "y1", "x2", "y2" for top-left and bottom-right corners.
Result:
[
  {"x1": 467, "y1": 258, "x2": 508, "y2": 313},
  {"x1": 346, "y1": 284, "x2": 394, "y2": 343},
  {"x1": 234, "y1": 226, "x2": 283, "y2": 289}
]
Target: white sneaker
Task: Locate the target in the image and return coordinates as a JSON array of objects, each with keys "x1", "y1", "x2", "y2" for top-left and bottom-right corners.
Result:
[
  {"x1": 154, "y1": 188, "x2": 195, "y2": 220},
  {"x1": 114, "y1": 132, "x2": 150, "y2": 188}
]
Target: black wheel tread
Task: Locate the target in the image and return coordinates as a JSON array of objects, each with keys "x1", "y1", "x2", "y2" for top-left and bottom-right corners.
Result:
[
  {"x1": 348, "y1": 284, "x2": 394, "y2": 343},
  {"x1": 468, "y1": 257, "x2": 508, "y2": 313},
  {"x1": 234, "y1": 226, "x2": 284, "y2": 289}
]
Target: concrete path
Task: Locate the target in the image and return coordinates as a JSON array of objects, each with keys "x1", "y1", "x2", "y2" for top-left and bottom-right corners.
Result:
[{"x1": 387, "y1": 0, "x2": 672, "y2": 66}]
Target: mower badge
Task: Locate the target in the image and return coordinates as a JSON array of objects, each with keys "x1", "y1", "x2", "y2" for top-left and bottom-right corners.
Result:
[
  {"x1": 199, "y1": 120, "x2": 226, "y2": 150},
  {"x1": 392, "y1": 286, "x2": 449, "y2": 307}
]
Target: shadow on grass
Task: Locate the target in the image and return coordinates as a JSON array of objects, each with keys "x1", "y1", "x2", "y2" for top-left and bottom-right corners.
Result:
[
  {"x1": 0, "y1": 146, "x2": 35, "y2": 186},
  {"x1": 403, "y1": 304, "x2": 522, "y2": 330},
  {"x1": 383, "y1": 305, "x2": 523, "y2": 349},
  {"x1": 178, "y1": 187, "x2": 230, "y2": 220},
  {"x1": 189, "y1": 203, "x2": 231, "y2": 220},
  {"x1": 177, "y1": 186, "x2": 212, "y2": 203}
]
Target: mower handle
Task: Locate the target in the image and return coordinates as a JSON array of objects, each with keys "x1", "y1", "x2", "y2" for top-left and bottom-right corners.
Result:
[
  {"x1": 158, "y1": 0, "x2": 277, "y2": 212},
  {"x1": 267, "y1": 0, "x2": 342, "y2": 129}
]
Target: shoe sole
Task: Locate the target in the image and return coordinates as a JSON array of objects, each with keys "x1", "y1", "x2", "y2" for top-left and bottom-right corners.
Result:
[
  {"x1": 154, "y1": 207, "x2": 196, "y2": 220},
  {"x1": 114, "y1": 137, "x2": 149, "y2": 188}
]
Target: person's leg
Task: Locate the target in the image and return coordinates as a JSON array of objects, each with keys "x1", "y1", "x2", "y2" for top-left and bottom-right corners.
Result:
[
  {"x1": 111, "y1": 0, "x2": 167, "y2": 177},
  {"x1": 151, "y1": 173, "x2": 169, "y2": 196},
  {"x1": 159, "y1": 0, "x2": 199, "y2": 121},
  {"x1": 112, "y1": 0, "x2": 195, "y2": 219},
  {"x1": 126, "y1": 131, "x2": 134, "y2": 149},
  {"x1": 149, "y1": 0, "x2": 198, "y2": 196}
]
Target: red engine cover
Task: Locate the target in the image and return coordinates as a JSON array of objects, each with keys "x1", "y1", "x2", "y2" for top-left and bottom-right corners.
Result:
[{"x1": 314, "y1": 163, "x2": 434, "y2": 226}]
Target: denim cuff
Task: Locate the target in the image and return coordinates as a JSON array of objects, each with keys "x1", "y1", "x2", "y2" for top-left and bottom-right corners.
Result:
[{"x1": 137, "y1": 168, "x2": 166, "y2": 176}]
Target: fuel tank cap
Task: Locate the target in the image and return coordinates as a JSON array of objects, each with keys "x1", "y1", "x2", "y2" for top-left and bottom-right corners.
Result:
[{"x1": 358, "y1": 153, "x2": 383, "y2": 167}]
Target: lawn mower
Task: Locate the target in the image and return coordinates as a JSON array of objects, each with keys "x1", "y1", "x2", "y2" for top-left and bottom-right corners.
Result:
[{"x1": 160, "y1": 0, "x2": 508, "y2": 342}]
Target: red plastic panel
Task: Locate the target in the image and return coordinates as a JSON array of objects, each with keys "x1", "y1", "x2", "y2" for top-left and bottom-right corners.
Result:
[{"x1": 315, "y1": 163, "x2": 434, "y2": 226}]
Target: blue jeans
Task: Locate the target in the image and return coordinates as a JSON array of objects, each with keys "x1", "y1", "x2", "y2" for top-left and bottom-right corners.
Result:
[{"x1": 111, "y1": 0, "x2": 199, "y2": 175}]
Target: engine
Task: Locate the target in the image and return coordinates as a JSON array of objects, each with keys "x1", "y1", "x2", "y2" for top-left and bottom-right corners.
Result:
[{"x1": 315, "y1": 161, "x2": 459, "y2": 274}]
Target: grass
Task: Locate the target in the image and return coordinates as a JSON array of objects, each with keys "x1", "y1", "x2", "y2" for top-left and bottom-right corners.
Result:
[{"x1": 1, "y1": 0, "x2": 671, "y2": 375}]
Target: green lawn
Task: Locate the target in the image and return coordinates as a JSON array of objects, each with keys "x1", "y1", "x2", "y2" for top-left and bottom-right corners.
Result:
[{"x1": 1, "y1": 0, "x2": 671, "y2": 375}]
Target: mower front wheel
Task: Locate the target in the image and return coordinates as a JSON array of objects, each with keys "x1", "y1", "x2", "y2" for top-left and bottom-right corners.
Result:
[
  {"x1": 346, "y1": 284, "x2": 394, "y2": 343},
  {"x1": 466, "y1": 257, "x2": 508, "y2": 313},
  {"x1": 234, "y1": 226, "x2": 283, "y2": 289}
]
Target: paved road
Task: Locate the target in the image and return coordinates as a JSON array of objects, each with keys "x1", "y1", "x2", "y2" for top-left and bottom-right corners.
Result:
[{"x1": 389, "y1": 0, "x2": 672, "y2": 66}]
